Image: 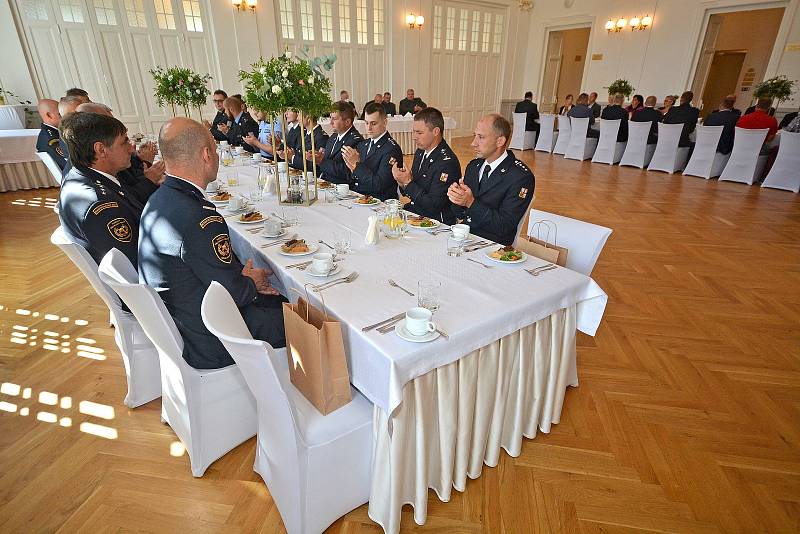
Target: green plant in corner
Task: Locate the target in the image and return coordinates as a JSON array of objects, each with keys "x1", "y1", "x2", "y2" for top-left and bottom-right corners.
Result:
[
  {"x1": 605, "y1": 79, "x2": 635, "y2": 99},
  {"x1": 752, "y1": 75, "x2": 797, "y2": 109}
]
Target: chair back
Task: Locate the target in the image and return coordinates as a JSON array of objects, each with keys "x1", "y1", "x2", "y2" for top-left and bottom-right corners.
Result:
[
  {"x1": 534, "y1": 113, "x2": 557, "y2": 153},
  {"x1": 682, "y1": 125, "x2": 726, "y2": 179},
  {"x1": 762, "y1": 131, "x2": 800, "y2": 193},
  {"x1": 552, "y1": 114, "x2": 571, "y2": 154},
  {"x1": 565, "y1": 117, "x2": 596, "y2": 160},
  {"x1": 510, "y1": 112, "x2": 528, "y2": 150},
  {"x1": 620, "y1": 121, "x2": 656, "y2": 168},
  {"x1": 526, "y1": 209, "x2": 612, "y2": 276},
  {"x1": 649, "y1": 123, "x2": 687, "y2": 173},
  {"x1": 719, "y1": 127, "x2": 769, "y2": 184},
  {"x1": 592, "y1": 119, "x2": 623, "y2": 164},
  {"x1": 36, "y1": 152, "x2": 63, "y2": 186}
]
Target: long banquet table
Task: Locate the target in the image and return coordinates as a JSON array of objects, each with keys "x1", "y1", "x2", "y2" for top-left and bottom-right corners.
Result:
[
  {"x1": 0, "y1": 129, "x2": 55, "y2": 192},
  {"x1": 216, "y1": 162, "x2": 607, "y2": 533},
  {"x1": 319, "y1": 115, "x2": 457, "y2": 155}
]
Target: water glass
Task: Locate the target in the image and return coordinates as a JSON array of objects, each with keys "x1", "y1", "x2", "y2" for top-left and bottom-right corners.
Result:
[
  {"x1": 447, "y1": 237, "x2": 464, "y2": 257},
  {"x1": 417, "y1": 281, "x2": 441, "y2": 312},
  {"x1": 248, "y1": 185, "x2": 262, "y2": 202},
  {"x1": 332, "y1": 231, "x2": 351, "y2": 255},
  {"x1": 227, "y1": 171, "x2": 239, "y2": 187}
]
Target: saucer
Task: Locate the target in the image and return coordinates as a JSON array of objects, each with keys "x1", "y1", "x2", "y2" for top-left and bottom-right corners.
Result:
[
  {"x1": 306, "y1": 263, "x2": 341, "y2": 278},
  {"x1": 394, "y1": 320, "x2": 441, "y2": 343},
  {"x1": 261, "y1": 229, "x2": 287, "y2": 239}
]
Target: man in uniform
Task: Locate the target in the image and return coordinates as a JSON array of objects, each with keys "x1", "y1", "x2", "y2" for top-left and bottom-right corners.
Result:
[
  {"x1": 36, "y1": 98, "x2": 66, "y2": 170},
  {"x1": 307, "y1": 102, "x2": 363, "y2": 184},
  {"x1": 217, "y1": 96, "x2": 259, "y2": 152},
  {"x1": 399, "y1": 88, "x2": 426, "y2": 116},
  {"x1": 391, "y1": 107, "x2": 460, "y2": 224},
  {"x1": 282, "y1": 109, "x2": 302, "y2": 155},
  {"x1": 448, "y1": 114, "x2": 535, "y2": 246},
  {"x1": 58, "y1": 112, "x2": 142, "y2": 268},
  {"x1": 382, "y1": 92, "x2": 396, "y2": 116},
  {"x1": 56, "y1": 95, "x2": 89, "y2": 174},
  {"x1": 282, "y1": 114, "x2": 329, "y2": 173},
  {"x1": 514, "y1": 91, "x2": 540, "y2": 137},
  {"x1": 342, "y1": 101, "x2": 403, "y2": 200},
  {"x1": 338, "y1": 90, "x2": 356, "y2": 111},
  {"x1": 138, "y1": 117, "x2": 286, "y2": 369},
  {"x1": 202, "y1": 89, "x2": 230, "y2": 142}
]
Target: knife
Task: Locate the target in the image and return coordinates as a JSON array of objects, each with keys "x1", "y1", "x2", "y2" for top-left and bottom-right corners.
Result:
[{"x1": 362, "y1": 312, "x2": 406, "y2": 332}]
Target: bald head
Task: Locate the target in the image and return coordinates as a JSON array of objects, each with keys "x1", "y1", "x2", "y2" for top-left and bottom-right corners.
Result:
[
  {"x1": 76, "y1": 102, "x2": 113, "y2": 116},
  {"x1": 613, "y1": 94, "x2": 624, "y2": 105},
  {"x1": 159, "y1": 117, "x2": 218, "y2": 185},
  {"x1": 37, "y1": 99, "x2": 61, "y2": 128}
]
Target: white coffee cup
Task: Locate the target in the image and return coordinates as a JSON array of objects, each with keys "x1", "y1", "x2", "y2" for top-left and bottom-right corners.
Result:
[
  {"x1": 206, "y1": 181, "x2": 219, "y2": 192},
  {"x1": 262, "y1": 219, "x2": 282, "y2": 235},
  {"x1": 234, "y1": 146, "x2": 244, "y2": 155},
  {"x1": 405, "y1": 307, "x2": 436, "y2": 336},
  {"x1": 311, "y1": 252, "x2": 334, "y2": 274},
  {"x1": 220, "y1": 141, "x2": 229, "y2": 147},
  {"x1": 451, "y1": 223, "x2": 470, "y2": 240},
  {"x1": 228, "y1": 196, "x2": 242, "y2": 211},
  {"x1": 277, "y1": 161, "x2": 288, "y2": 174},
  {"x1": 252, "y1": 153, "x2": 263, "y2": 162},
  {"x1": 336, "y1": 183, "x2": 350, "y2": 197}
]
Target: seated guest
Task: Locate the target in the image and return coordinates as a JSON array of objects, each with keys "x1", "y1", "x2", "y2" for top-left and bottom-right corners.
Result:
[
  {"x1": 558, "y1": 94, "x2": 573, "y2": 115},
  {"x1": 658, "y1": 94, "x2": 675, "y2": 115},
  {"x1": 663, "y1": 91, "x2": 700, "y2": 147},
  {"x1": 307, "y1": 102, "x2": 362, "y2": 183},
  {"x1": 567, "y1": 93, "x2": 599, "y2": 138},
  {"x1": 626, "y1": 94, "x2": 644, "y2": 118},
  {"x1": 745, "y1": 102, "x2": 776, "y2": 116},
  {"x1": 201, "y1": 89, "x2": 229, "y2": 142},
  {"x1": 282, "y1": 109, "x2": 302, "y2": 155},
  {"x1": 65, "y1": 87, "x2": 90, "y2": 100},
  {"x1": 58, "y1": 112, "x2": 142, "y2": 268},
  {"x1": 338, "y1": 90, "x2": 356, "y2": 111},
  {"x1": 514, "y1": 91, "x2": 540, "y2": 136},
  {"x1": 399, "y1": 88, "x2": 426, "y2": 116},
  {"x1": 588, "y1": 92, "x2": 601, "y2": 118},
  {"x1": 783, "y1": 114, "x2": 800, "y2": 133},
  {"x1": 737, "y1": 98, "x2": 778, "y2": 153},
  {"x1": 362, "y1": 94, "x2": 382, "y2": 119},
  {"x1": 382, "y1": 92, "x2": 396, "y2": 116},
  {"x1": 342, "y1": 101, "x2": 403, "y2": 201},
  {"x1": 724, "y1": 94, "x2": 741, "y2": 115},
  {"x1": 281, "y1": 114, "x2": 329, "y2": 172},
  {"x1": 36, "y1": 98, "x2": 66, "y2": 170},
  {"x1": 448, "y1": 114, "x2": 534, "y2": 246},
  {"x1": 217, "y1": 96, "x2": 259, "y2": 152},
  {"x1": 703, "y1": 96, "x2": 741, "y2": 155},
  {"x1": 631, "y1": 95, "x2": 663, "y2": 145},
  {"x1": 392, "y1": 107, "x2": 460, "y2": 224},
  {"x1": 600, "y1": 94, "x2": 629, "y2": 142},
  {"x1": 243, "y1": 110, "x2": 282, "y2": 160},
  {"x1": 56, "y1": 95, "x2": 89, "y2": 175},
  {"x1": 778, "y1": 106, "x2": 799, "y2": 130},
  {"x1": 139, "y1": 117, "x2": 286, "y2": 370}
]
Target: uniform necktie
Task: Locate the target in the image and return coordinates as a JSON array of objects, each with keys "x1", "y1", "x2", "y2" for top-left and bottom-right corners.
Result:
[
  {"x1": 479, "y1": 164, "x2": 491, "y2": 189},
  {"x1": 366, "y1": 140, "x2": 373, "y2": 155}
]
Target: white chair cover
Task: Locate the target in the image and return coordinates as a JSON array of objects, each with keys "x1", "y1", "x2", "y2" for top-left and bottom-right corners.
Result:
[
  {"x1": 36, "y1": 151, "x2": 63, "y2": 186},
  {"x1": 526, "y1": 209, "x2": 612, "y2": 276},
  {"x1": 510, "y1": 112, "x2": 536, "y2": 150},
  {"x1": 762, "y1": 131, "x2": 800, "y2": 193},
  {"x1": 682, "y1": 125, "x2": 729, "y2": 179},
  {"x1": 201, "y1": 282, "x2": 373, "y2": 534},
  {"x1": 591, "y1": 119, "x2": 626, "y2": 165},
  {"x1": 534, "y1": 113, "x2": 557, "y2": 153},
  {"x1": 552, "y1": 115, "x2": 571, "y2": 155},
  {"x1": 719, "y1": 127, "x2": 769, "y2": 185},
  {"x1": 97, "y1": 249, "x2": 257, "y2": 477},
  {"x1": 619, "y1": 121, "x2": 657, "y2": 168},
  {"x1": 565, "y1": 117, "x2": 598, "y2": 161},
  {"x1": 50, "y1": 227, "x2": 160, "y2": 408},
  {"x1": 648, "y1": 123, "x2": 690, "y2": 174},
  {"x1": 0, "y1": 106, "x2": 24, "y2": 129}
]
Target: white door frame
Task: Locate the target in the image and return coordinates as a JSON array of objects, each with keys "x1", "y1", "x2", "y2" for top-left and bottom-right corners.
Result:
[{"x1": 536, "y1": 18, "x2": 594, "y2": 108}]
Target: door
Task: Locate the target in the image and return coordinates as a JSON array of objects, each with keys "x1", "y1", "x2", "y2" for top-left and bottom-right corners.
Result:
[
  {"x1": 700, "y1": 51, "x2": 745, "y2": 119},
  {"x1": 540, "y1": 31, "x2": 563, "y2": 114},
  {"x1": 691, "y1": 16, "x2": 722, "y2": 102}
]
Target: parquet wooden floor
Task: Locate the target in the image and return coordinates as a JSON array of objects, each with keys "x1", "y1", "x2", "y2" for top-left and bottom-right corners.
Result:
[{"x1": 1, "y1": 140, "x2": 799, "y2": 533}]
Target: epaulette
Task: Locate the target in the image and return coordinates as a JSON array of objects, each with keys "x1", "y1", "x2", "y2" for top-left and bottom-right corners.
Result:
[{"x1": 514, "y1": 160, "x2": 532, "y2": 173}]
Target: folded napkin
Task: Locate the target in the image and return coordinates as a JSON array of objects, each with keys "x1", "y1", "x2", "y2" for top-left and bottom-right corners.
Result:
[{"x1": 365, "y1": 215, "x2": 380, "y2": 245}]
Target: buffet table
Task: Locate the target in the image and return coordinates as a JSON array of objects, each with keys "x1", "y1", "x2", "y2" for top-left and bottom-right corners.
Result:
[
  {"x1": 217, "y1": 162, "x2": 607, "y2": 532},
  {"x1": 319, "y1": 115, "x2": 457, "y2": 155},
  {"x1": 0, "y1": 129, "x2": 55, "y2": 192}
]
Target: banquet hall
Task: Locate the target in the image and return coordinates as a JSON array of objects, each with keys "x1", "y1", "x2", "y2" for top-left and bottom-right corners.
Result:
[{"x1": 1, "y1": 0, "x2": 799, "y2": 532}]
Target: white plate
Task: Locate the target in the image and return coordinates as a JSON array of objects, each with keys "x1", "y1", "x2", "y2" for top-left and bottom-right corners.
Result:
[
  {"x1": 261, "y1": 229, "x2": 287, "y2": 239},
  {"x1": 395, "y1": 320, "x2": 441, "y2": 343},
  {"x1": 277, "y1": 243, "x2": 319, "y2": 256},
  {"x1": 351, "y1": 198, "x2": 381, "y2": 207},
  {"x1": 224, "y1": 204, "x2": 253, "y2": 215},
  {"x1": 305, "y1": 263, "x2": 341, "y2": 278},
  {"x1": 208, "y1": 197, "x2": 231, "y2": 205},
  {"x1": 234, "y1": 215, "x2": 267, "y2": 225},
  {"x1": 483, "y1": 249, "x2": 528, "y2": 264},
  {"x1": 407, "y1": 217, "x2": 441, "y2": 230}
]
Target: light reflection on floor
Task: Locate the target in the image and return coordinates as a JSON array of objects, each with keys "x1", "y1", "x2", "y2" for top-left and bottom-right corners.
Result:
[{"x1": 10, "y1": 196, "x2": 58, "y2": 209}]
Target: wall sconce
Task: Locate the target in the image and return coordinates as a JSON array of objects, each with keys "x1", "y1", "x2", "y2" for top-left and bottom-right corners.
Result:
[
  {"x1": 630, "y1": 15, "x2": 652, "y2": 31},
  {"x1": 233, "y1": 0, "x2": 256, "y2": 12},
  {"x1": 406, "y1": 13, "x2": 424, "y2": 30},
  {"x1": 607, "y1": 15, "x2": 651, "y2": 33}
]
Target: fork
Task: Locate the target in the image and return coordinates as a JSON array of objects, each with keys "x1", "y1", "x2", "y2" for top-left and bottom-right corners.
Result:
[
  {"x1": 338, "y1": 203, "x2": 353, "y2": 209},
  {"x1": 318, "y1": 240, "x2": 334, "y2": 250},
  {"x1": 260, "y1": 234, "x2": 297, "y2": 248},
  {"x1": 312, "y1": 272, "x2": 358, "y2": 292},
  {"x1": 466, "y1": 258, "x2": 492, "y2": 269},
  {"x1": 388, "y1": 279, "x2": 415, "y2": 296},
  {"x1": 526, "y1": 265, "x2": 557, "y2": 276}
]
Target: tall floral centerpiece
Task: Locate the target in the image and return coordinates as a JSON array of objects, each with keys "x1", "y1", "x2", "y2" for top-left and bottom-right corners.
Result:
[
  {"x1": 605, "y1": 79, "x2": 635, "y2": 100},
  {"x1": 753, "y1": 75, "x2": 797, "y2": 110},
  {"x1": 150, "y1": 66, "x2": 212, "y2": 119},
  {"x1": 239, "y1": 48, "x2": 335, "y2": 205}
]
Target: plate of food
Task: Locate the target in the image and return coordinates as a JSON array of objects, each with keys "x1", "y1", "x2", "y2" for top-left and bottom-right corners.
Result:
[
  {"x1": 236, "y1": 211, "x2": 265, "y2": 224},
  {"x1": 407, "y1": 215, "x2": 440, "y2": 230},
  {"x1": 485, "y1": 246, "x2": 527, "y2": 264},
  {"x1": 317, "y1": 181, "x2": 333, "y2": 189},
  {"x1": 208, "y1": 191, "x2": 232, "y2": 204},
  {"x1": 277, "y1": 239, "x2": 319, "y2": 256},
  {"x1": 352, "y1": 195, "x2": 380, "y2": 206}
]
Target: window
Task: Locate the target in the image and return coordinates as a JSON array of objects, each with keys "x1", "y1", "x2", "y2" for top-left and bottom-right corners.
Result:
[
  {"x1": 458, "y1": 8, "x2": 468, "y2": 51},
  {"x1": 299, "y1": 0, "x2": 314, "y2": 40},
  {"x1": 481, "y1": 13, "x2": 491, "y2": 53},
  {"x1": 320, "y1": 0, "x2": 333, "y2": 42},
  {"x1": 492, "y1": 14, "x2": 503, "y2": 54},
  {"x1": 338, "y1": 0, "x2": 351, "y2": 43},
  {"x1": 470, "y1": 10, "x2": 480, "y2": 52},
  {"x1": 124, "y1": 0, "x2": 146, "y2": 27},
  {"x1": 278, "y1": 0, "x2": 294, "y2": 39},
  {"x1": 432, "y1": 5, "x2": 442, "y2": 49},
  {"x1": 153, "y1": 0, "x2": 175, "y2": 30},
  {"x1": 355, "y1": 0, "x2": 367, "y2": 45},
  {"x1": 373, "y1": 0, "x2": 384, "y2": 46},
  {"x1": 59, "y1": 0, "x2": 85, "y2": 23},
  {"x1": 445, "y1": 7, "x2": 455, "y2": 50},
  {"x1": 183, "y1": 0, "x2": 202, "y2": 32},
  {"x1": 23, "y1": 0, "x2": 49, "y2": 20},
  {"x1": 93, "y1": 0, "x2": 116, "y2": 25}
]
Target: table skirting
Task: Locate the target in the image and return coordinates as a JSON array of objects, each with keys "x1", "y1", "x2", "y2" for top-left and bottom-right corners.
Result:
[{"x1": 0, "y1": 160, "x2": 55, "y2": 192}]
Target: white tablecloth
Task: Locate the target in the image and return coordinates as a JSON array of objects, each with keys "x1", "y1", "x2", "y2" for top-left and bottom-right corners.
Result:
[
  {"x1": 319, "y1": 116, "x2": 457, "y2": 155},
  {"x1": 0, "y1": 128, "x2": 54, "y2": 192},
  {"x1": 0, "y1": 105, "x2": 27, "y2": 130}
]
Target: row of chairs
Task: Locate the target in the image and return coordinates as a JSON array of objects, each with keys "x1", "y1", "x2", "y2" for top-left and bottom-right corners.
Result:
[{"x1": 511, "y1": 113, "x2": 799, "y2": 193}]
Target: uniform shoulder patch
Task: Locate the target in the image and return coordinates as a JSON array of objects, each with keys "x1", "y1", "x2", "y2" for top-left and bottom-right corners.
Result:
[
  {"x1": 439, "y1": 172, "x2": 449, "y2": 182},
  {"x1": 92, "y1": 202, "x2": 118, "y2": 215},
  {"x1": 48, "y1": 138, "x2": 60, "y2": 147},
  {"x1": 518, "y1": 187, "x2": 529, "y2": 199},
  {"x1": 107, "y1": 217, "x2": 133, "y2": 243},
  {"x1": 199, "y1": 215, "x2": 224, "y2": 229},
  {"x1": 212, "y1": 234, "x2": 232, "y2": 263}
]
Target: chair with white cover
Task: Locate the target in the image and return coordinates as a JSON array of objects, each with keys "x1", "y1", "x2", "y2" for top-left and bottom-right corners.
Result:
[
  {"x1": 619, "y1": 121, "x2": 657, "y2": 168},
  {"x1": 36, "y1": 152, "x2": 64, "y2": 186},
  {"x1": 564, "y1": 117, "x2": 598, "y2": 161},
  {"x1": 201, "y1": 282, "x2": 373, "y2": 534},
  {"x1": 762, "y1": 131, "x2": 800, "y2": 193},
  {"x1": 648, "y1": 123, "x2": 690, "y2": 174},
  {"x1": 591, "y1": 119, "x2": 626, "y2": 165},
  {"x1": 682, "y1": 125, "x2": 729, "y2": 179},
  {"x1": 97, "y1": 249, "x2": 257, "y2": 477},
  {"x1": 719, "y1": 127, "x2": 769, "y2": 185},
  {"x1": 510, "y1": 112, "x2": 536, "y2": 150},
  {"x1": 526, "y1": 209, "x2": 612, "y2": 276},
  {"x1": 552, "y1": 114, "x2": 571, "y2": 155},
  {"x1": 534, "y1": 113, "x2": 557, "y2": 153},
  {"x1": 50, "y1": 227, "x2": 160, "y2": 408}
]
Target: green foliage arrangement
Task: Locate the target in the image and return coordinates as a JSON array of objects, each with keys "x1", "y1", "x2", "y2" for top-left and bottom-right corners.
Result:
[
  {"x1": 753, "y1": 75, "x2": 797, "y2": 107},
  {"x1": 605, "y1": 79, "x2": 635, "y2": 98},
  {"x1": 149, "y1": 66, "x2": 212, "y2": 118},
  {"x1": 0, "y1": 86, "x2": 32, "y2": 105}
]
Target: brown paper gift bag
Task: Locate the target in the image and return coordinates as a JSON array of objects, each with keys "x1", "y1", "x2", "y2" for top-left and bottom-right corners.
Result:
[
  {"x1": 282, "y1": 287, "x2": 351, "y2": 415},
  {"x1": 517, "y1": 219, "x2": 568, "y2": 266}
]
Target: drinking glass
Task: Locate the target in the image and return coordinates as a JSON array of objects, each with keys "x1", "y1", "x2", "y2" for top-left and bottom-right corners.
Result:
[
  {"x1": 227, "y1": 170, "x2": 239, "y2": 187},
  {"x1": 417, "y1": 281, "x2": 441, "y2": 312},
  {"x1": 332, "y1": 230, "x2": 351, "y2": 255},
  {"x1": 248, "y1": 185, "x2": 262, "y2": 202},
  {"x1": 447, "y1": 237, "x2": 464, "y2": 257}
]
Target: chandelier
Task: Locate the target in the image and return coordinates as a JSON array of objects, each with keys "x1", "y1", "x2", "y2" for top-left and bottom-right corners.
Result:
[{"x1": 518, "y1": 1, "x2": 533, "y2": 11}]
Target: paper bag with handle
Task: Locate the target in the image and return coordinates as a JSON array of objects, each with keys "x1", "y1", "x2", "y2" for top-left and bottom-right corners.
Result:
[
  {"x1": 282, "y1": 286, "x2": 351, "y2": 415},
  {"x1": 517, "y1": 219, "x2": 568, "y2": 266}
]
